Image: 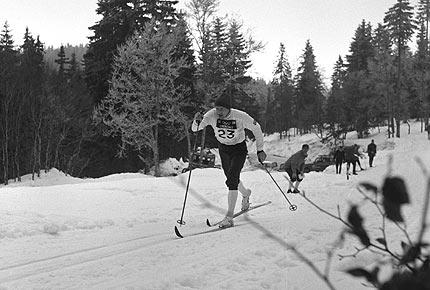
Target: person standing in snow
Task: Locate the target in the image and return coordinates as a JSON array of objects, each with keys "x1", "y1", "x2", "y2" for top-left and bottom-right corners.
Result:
[
  {"x1": 367, "y1": 139, "x2": 377, "y2": 167},
  {"x1": 191, "y1": 88, "x2": 266, "y2": 228},
  {"x1": 283, "y1": 144, "x2": 309, "y2": 193},
  {"x1": 333, "y1": 146, "x2": 344, "y2": 174}
]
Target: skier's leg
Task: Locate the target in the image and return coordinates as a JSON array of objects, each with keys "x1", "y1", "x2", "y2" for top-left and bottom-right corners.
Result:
[
  {"x1": 293, "y1": 181, "x2": 301, "y2": 192},
  {"x1": 238, "y1": 180, "x2": 251, "y2": 211},
  {"x1": 226, "y1": 189, "x2": 238, "y2": 217},
  {"x1": 292, "y1": 170, "x2": 302, "y2": 193},
  {"x1": 218, "y1": 189, "x2": 237, "y2": 228},
  {"x1": 238, "y1": 180, "x2": 251, "y2": 198},
  {"x1": 285, "y1": 167, "x2": 294, "y2": 192},
  {"x1": 224, "y1": 142, "x2": 248, "y2": 214}
]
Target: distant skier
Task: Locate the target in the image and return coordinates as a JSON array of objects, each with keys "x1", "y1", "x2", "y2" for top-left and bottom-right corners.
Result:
[
  {"x1": 344, "y1": 144, "x2": 360, "y2": 175},
  {"x1": 333, "y1": 146, "x2": 345, "y2": 174},
  {"x1": 192, "y1": 87, "x2": 266, "y2": 228},
  {"x1": 283, "y1": 144, "x2": 309, "y2": 193},
  {"x1": 367, "y1": 139, "x2": 377, "y2": 167}
]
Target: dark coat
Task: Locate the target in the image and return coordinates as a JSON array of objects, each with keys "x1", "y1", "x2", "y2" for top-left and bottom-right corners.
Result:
[
  {"x1": 367, "y1": 143, "x2": 376, "y2": 156},
  {"x1": 334, "y1": 149, "x2": 344, "y2": 163},
  {"x1": 344, "y1": 146, "x2": 359, "y2": 162},
  {"x1": 285, "y1": 150, "x2": 307, "y2": 173}
]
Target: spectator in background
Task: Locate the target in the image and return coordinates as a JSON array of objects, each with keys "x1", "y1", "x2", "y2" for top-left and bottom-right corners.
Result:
[
  {"x1": 334, "y1": 146, "x2": 345, "y2": 174},
  {"x1": 367, "y1": 139, "x2": 377, "y2": 167}
]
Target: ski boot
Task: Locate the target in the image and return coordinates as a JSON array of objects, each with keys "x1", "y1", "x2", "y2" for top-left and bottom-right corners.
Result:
[{"x1": 219, "y1": 216, "x2": 234, "y2": 228}]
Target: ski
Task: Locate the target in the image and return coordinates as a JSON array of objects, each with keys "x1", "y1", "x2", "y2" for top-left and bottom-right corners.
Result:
[
  {"x1": 174, "y1": 201, "x2": 272, "y2": 239},
  {"x1": 206, "y1": 201, "x2": 272, "y2": 227},
  {"x1": 174, "y1": 224, "x2": 236, "y2": 238}
]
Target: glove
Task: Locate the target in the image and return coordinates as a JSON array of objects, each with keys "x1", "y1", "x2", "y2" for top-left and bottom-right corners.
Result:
[
  {"x1": 257, "y1": 150, "x2": 267, "y2": 163},
  {"x1": 194, "y1": 111, "x2": 203, "y2": 124}
]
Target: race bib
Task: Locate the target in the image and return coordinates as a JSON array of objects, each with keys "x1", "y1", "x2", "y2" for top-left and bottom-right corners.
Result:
[
  {"x1": 216, "y1": 119, "x2": 237, "y2": 140},
  {"x1": 216, "y1": 119, "x2": 237, "y2": 129}
]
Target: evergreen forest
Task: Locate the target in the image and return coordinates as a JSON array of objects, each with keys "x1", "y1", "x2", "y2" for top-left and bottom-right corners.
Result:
[{"x1": 0, "y1": 0, "x2": 429, "y2": 182}]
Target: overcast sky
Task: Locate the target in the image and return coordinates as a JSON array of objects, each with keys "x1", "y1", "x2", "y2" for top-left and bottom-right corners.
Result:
[{"x1": 0, "y1": 0, "x2": 420, "y2": 84}]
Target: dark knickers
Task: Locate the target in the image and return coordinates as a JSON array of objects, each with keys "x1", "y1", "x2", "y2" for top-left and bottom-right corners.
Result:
[
  {"x1": 286, "y1": 167, "x2": 303, "y2": 182},
  {"x1": 218, "y1": 141, "x2": 248, "y2": 190}
]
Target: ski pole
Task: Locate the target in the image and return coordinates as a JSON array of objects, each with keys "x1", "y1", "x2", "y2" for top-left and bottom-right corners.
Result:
[
  {"x1": 261, "y1": 164, "x2": 297, "y2": 211},
  {"x1": 177, "y1": 121, "x2": 200, "y2": 226}
]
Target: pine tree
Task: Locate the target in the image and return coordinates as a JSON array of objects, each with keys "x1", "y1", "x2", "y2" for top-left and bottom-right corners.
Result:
[
  {"x1": 84, "y1": 0, "x2": 179, "y2": 105},
  {"x1": 94, "y1": 21, "x2": 191, "y2": 177},
  {"x1": 326, "y1": 56, "x2": 347, "y2": 139},
  {"x1": 0, "y1": 21, "x2": 18, "y2": 184},
  {"x1": 294, "y1": 40, "x2": 325, "y2": 133},
  {"x1": 0, "y1": 22, "x2": 14, "y2": 51},
  {"x1": 162, "y1": 14, "x2": 199, "y2": 160},
  {"x1": 225, "y1": 20, "x2": 251, "y2": 79},
  {"x1": 384, "y1": 0, "x2": 418, "y2": 137},
  {"x1": 346, "y1": 20, "x2": 374, "y2": 73},
  {"x1": 20, "y1": 29, "x2": 45, "y2": 179},
  {"x1": 368, "y1": 23, "x2": 396, "y2": 137},
  {"x1": 412, "y1": 21, "x2": 430, "y2": 129},
  {"x1": 417, "y1": 0, "x2": 430, "y2": 45},
  {"x1": 270, "y1": 43, "x2": 294, "y2": 137},
  {"x1": 55, "y1": 45, "x2": 69, "y2": 85},
  {"x1": 344, "y1": 20, "x2": 377, "y2": 137},
  {"x1": 417, "y1": 0, "x2": 430, "y2": 130},
  {"x1": 208, "y1": 17, "x2": 228, "y2": 84}
]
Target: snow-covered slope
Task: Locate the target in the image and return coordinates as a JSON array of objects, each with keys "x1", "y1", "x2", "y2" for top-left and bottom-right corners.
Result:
[{"x1": 0, "y1": 122, "x2": 429, "y2": 289}]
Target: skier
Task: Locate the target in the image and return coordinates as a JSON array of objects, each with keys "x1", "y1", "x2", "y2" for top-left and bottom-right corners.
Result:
[
  {"x1": 333, "y1": 146, "x2": 344, "y2": 174},
  {"x1": 344, "y1": 144, "x2": 362, "y2": 175},
  {"x1": 283, "y1": 144, "x2": 309, "y2": 193},
  {"x1": 367, "y1": 139, "x2": 377, "y2": 167},
  {"x1": 192, "y1": 88, "x2": 266, "y2": 228}
]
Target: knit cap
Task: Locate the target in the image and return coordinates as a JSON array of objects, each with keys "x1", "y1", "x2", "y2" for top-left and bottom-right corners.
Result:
[{"x1": 214, "y1": 91, "x2": 232, "y2": 109}]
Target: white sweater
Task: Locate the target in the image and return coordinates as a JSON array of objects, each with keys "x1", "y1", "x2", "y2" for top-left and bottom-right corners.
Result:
[{"x1": 191, "y1": 108, "x2": 264, "y2": 151}]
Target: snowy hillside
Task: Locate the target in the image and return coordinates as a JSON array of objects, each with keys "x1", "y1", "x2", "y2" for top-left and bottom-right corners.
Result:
[{"x1": 0, "y1": 121, "x2": 429, "y2": 289}]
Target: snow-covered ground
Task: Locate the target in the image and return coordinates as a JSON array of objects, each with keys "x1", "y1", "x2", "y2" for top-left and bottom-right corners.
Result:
[{"x1": 0, "y1": 121, "x2": 429, "y2": 289}]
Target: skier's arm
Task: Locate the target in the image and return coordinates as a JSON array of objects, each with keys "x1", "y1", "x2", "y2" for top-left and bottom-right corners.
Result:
[
  {"x1": 242, "y1": 113, "x2": 264, "y2": 152},
  {"x1": 191, "y1": 111, "x2": 210, "y2": 132}
]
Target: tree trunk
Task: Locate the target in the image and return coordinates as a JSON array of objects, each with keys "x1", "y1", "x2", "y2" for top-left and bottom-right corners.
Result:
[
  {"x1": 387, "y1": 118, "x2": 391, "y2": 138},
  {"x1": 37, "y1": 118, "x2": 42, "y2": 177},
  {"x1": 396, "y1": 119, "x2": 401, "y2": 138},
  {"x1": 54, "y1": 128, "x2": 66, "y2": 169},
  {"x1": 1, "y1": 100, "x2": 10, "y2": 185},
  {"x1": 395, "y1": 39, "x2": 401, "y2": 138},
  {"x1": 153, "y1": 123, "x2": 160, "y2": 177}
]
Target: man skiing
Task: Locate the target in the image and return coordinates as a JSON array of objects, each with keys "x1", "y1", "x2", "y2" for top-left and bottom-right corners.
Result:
[
  {"x1": 191, "y1": 88, "x2": 266, "y2": 229},
  {"x1": 283, "y1": 144, "x2": 309, "y2": 193},
  {"x1": 367, "y1": 139, "x2": 377, "y2": 167}
]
